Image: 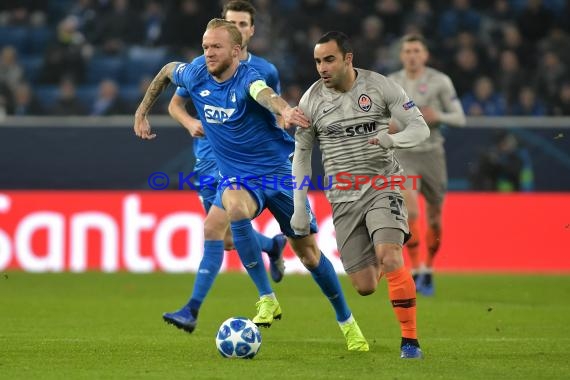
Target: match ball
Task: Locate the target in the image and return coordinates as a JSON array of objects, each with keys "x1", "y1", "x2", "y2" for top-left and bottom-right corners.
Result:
[{"x1": 215, "y1": 317, "x2": 262, "y2": 359}]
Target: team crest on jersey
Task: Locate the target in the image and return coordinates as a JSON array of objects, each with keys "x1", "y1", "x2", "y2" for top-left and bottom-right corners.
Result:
[
  {"x1": 418, "y1": 83, "x2": 428, "y2": 94},
  {"x1": 358, "y1": 94, "x2": 372, "y2": 112}
]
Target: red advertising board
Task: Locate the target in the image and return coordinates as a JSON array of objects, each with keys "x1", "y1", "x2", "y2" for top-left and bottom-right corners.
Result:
[{"x1": 0, "y1": 192, "x2": 568, "y2": 273}]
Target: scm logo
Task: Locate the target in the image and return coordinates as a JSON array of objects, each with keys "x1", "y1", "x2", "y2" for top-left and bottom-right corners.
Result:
[
  {"x1": 204, "y1": 105, "x2": 236, "y2": 124},
  {"x1": 345, "y1": 122, "x2": 377, "y2": 137}
]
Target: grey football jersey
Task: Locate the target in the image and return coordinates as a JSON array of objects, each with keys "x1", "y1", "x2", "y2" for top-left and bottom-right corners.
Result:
[
  {"x1": 389, "y1": 67, "x2": 465, "y2": 152},
  {"x1": 297, "y1": 68, "x2": 428, "y2": 203}
]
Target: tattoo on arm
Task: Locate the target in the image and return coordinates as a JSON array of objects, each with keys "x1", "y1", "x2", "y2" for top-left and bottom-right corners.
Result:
[
  {"x1": 136, "y1": 62, "x2": 180, "y2": 117},
  {"x1": 256, "y1": 88, "x2": 287, "y2": 116}
]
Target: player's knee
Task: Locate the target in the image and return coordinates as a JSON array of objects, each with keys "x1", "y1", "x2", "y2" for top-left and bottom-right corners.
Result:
[
  {"x1": 204, "y1": 220, "x2": 225, "y2": 240},
  {"x1": 225, "y1": 202, "x2": 251, "y2": 221},
  {"x1": 289, "y1": 236, "x2": 320, "y2": 268},
  {"x1": 356, "y1": 285, "x2": 376, "y2": 296},
  {"x1": 381, "y1": 252, "x2": 404, "y2": 273},
  {"x1": 351, "y1": 277, "x2": 377, "y2": 296},
  {"x1": 297, "y1": 250, "x2": 319, "y2": 269}
]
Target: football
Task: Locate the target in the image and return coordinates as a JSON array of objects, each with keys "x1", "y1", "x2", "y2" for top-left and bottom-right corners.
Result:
[{"x1": 215, "y1": 317, "x2": 262, "y2": 359}]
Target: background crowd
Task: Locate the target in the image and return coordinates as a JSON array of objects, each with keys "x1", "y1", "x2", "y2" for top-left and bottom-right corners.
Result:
[{"x1": 1, "y1": 0, "x2": 570, "y2": 117}]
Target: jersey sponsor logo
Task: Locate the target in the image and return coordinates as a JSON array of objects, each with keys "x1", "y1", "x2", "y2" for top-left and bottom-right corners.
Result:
[
  {"x1": 358, "y1": 94, "x2": 372, "y2": 112},
  {"x1": 199, "y1": 90, "x2": 211, "y2": 97},
  {"x1": 345, "y1": 121, "x2": 377, "y2": 137},
  {"x1": 403, "y1": 100, "x2": 415, "y2": 110},
  {"x1": 204, "y1": 105, "x2": 236, "y2": 124}
]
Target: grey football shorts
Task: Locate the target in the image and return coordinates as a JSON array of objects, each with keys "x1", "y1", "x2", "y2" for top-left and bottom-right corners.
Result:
[
  {"x1": 331, "y1": 188, "x2": 409, "y2": 274},
  {"x1": 396, "y1": 147, "x2": 447, "y2": 205}
]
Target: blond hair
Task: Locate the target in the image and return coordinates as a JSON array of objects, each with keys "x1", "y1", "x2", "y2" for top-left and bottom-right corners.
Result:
[{"x1": 206, "y1": 18, "x2": 242, "y2": 47}]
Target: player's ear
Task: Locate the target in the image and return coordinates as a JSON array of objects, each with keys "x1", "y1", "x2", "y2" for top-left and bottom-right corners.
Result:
[{"x1": 345, "y1": 52, "x2": 353, "y2": 65}]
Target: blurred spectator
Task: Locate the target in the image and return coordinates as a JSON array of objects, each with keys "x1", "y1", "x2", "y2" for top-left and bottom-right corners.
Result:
[
  {"x1": 438, "y1": 0, "x2": 481, "y2": 42},
  {"x1": 0, "y1": 0, "x2": 46, "y2": 26},
  {"x1": 538, "y1": 23, "x2": 570, "y2": 68},
  {"x1": 516, "y1": 0, "x2": 554, "y2": 46},
  {"x1": 11, "y1": 82, "x2": 43, "y2": 115},
  {"x1": 161, "y1": 0, "x2": 210, "y2": 55},
  {"x1": 51, "y1": 78, "x2": 87, "y2": 116},
  {"x1": 500, "y1": 23, "x2": 535, "y2": 69},
  {"x1": 534, "y1": 51, "x2": 568, "y2": 107},
  {"x1": 322, "y1": 0, "x2": 362, "y2": 39},
  {"x1": 0, "y1": 46, "x2": 24, "y2": 93},
  {"x1": 461, "y1": 76, "x2": 506, "y2": 116},
  {"x1": 372, "y1": 0, "x2": 403, "y2": 42},
  {"x1": 495, "y1": 49, "x2": 526, "y2": 110},
  {"x1": 551, "y1": 82, "x2": 570, "y2": 115},
  {"x1": 511, "y1": 86, "x2": 547, "y2": 116},
  {"x1": 90, "y1": 0, "x2": 144, "y2": 55},
  {"x1": 68, "y1": 0, "x2": 98, "y2": 38},
  {"x1": 448, "y1": 47, "x2": 484, "y2": 97},
  {"x1": 39, "y1": 16, "x2": 91, "y2": 84},
  {"x1": 141, "y1": 0, "x2": 164, "y2": 47},
  {"x1": 90, "y1": 79, "x2": 129, "y2": 115},
  {"x1": 403, "y1": 0, "x2": 436, "y2": 39},
  {"x1": 470, "y1": 131, "x2": 534, "y2": 192},
  {"x1": 352, "y1": 15, "x2": 385, "y2": 70}
]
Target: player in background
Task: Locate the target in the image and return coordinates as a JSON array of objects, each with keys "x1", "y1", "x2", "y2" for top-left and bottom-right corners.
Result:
[
  {"x1": 134, "y1": 19, "x2": 369, "y2": 351},
  {"x1": 163, "y1": 0, "x2": 286, "y2": 334},
  {"x1": 291, "y1": 31, "x2": 429, "y2": 359},
  {"x1": 389, "y1": 34, "x2": 466, "y2": 296}
]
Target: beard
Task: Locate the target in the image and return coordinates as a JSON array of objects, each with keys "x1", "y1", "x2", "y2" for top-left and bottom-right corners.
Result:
[{"x1": 207, "y1": 57, "x2": 233, "y2": 77}]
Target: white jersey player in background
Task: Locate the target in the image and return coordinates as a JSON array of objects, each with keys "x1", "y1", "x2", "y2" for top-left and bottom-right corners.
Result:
[{"x1": 389, "y1": 34, "x2": 466, "y2": 296}]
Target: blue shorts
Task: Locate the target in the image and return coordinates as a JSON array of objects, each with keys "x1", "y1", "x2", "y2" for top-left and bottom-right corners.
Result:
[
  {"x1": 213, "y1": 160, "x2": 318, "y2": 238},
  {"x1": 193, "y1": 159, "x2": 220, "y2": 213}
]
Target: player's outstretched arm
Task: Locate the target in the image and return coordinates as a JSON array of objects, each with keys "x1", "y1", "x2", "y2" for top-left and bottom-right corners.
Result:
[
  {"x1": 168, "y1": 94, "x2": 204, "y2": 137},
  {"x1": 250, "y1": 82, "x2": 309, "y2": 129},
  {"x1": 291, "y1": 142, "x2": 313, "y2": 236},
  {"x1": 134, "y1": 62, "x2": 180, "y2": 140}
]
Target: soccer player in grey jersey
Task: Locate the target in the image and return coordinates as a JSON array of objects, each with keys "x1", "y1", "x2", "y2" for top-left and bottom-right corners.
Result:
[
  {"x1": 291, "y1": 31, "x2": 429, "y2": 359},
  {"x1": 389, "y1": 34, "x2": 466, "y2": 296}
]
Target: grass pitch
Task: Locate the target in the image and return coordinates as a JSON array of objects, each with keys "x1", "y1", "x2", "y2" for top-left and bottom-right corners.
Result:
[{"x1": 1, "y1": 272, "x2": 569, "y2": 379}]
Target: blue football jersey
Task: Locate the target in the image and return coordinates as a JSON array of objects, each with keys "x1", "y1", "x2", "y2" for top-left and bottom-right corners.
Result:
[
  {"x1": 172, "y1": 61, "x2": 294, "y2": 177},
  {"x1": 177, "y1": 53, "x2": 281, "y2": 161}
]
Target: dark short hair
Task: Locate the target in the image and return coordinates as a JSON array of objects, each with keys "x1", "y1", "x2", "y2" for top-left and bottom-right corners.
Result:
[
  {"x1": 316, "y1": 31, "x2": 353, "y2": 56},
  {"x1": 400, "y1": 33, "x2": 428, "y2": 50},
  {"x1": 222, "y1": 0, "x2": 256, "y2": 26}
]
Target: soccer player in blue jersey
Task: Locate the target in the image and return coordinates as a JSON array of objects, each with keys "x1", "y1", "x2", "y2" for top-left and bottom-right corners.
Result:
[
  {"x1": 134, "y1": 18, "x2": 369, "y2": 351},
  {"x1": 162, "y1": 0, "x2": 286, "y2": 335}
]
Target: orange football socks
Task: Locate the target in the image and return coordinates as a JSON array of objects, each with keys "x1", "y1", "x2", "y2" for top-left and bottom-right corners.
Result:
[{"x1": 386, "y1": 267, "x2": 417, "y2": 339}]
